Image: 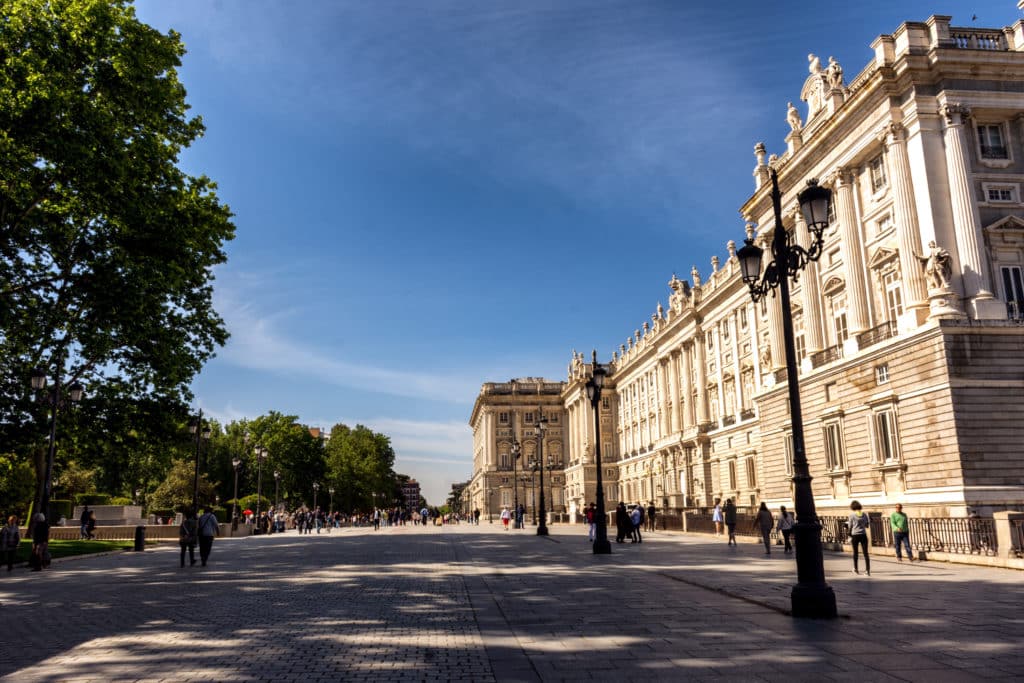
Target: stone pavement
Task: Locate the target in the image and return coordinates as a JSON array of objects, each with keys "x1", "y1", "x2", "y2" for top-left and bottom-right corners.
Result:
[{"x1": 0, "y1": 523, "x2": 1019, "y2": 682}]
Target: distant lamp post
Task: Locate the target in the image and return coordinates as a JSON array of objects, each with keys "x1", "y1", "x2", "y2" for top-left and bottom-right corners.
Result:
[
  {"x1": 273, "y1": 470, "x2": 281, "y2": 512},
  {"x1": 529, "y1": 461, "x2": 539, "y2": 525},
  {"x1": 328, "y1": 487, "x2": 335, "y2": 514},
  {"x1": 231, "y1": 457, "x2": 242, "y2": 523},
  {"x1": 511, "y1": 437, "x2": 522, "y2": 529},
  {"x1": 30, "y1": 363, "x2": 84, "y2": 524},
  {"x1": 254, "y1": 445, "x2": 268, "y2": 532},
  {"x1": 134, "y1": 488, "x2": 142, "y2": 506},
  {"x1": 188, "y1": 411, "x2": 212, "y2": 513},
  {"x1": 585, "y1": 350, "x2": 612, "y2": 554},
  {"x1": 487, "y1": 488, "x2": 494, "y2": 523},
  {"x1": 535, "y1": 412, "x2": 549, "y2": 536},
  {"x1": 736, "y1": 167, "x2": 837, "y2": 619},
  {"x1": 313, "y1": 482, "x2": 320, "y2": 511}
]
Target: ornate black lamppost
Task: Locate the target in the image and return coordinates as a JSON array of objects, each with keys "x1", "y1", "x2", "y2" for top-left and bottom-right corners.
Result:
[
  {"x1": 188, "y1": 411, "x2": 212, "y2": 513},
  {"x1": 329, "y1": 486, "x2": 335, "y2": 514},
  {"x1": 585, "y1": 350, "x2": 612, "y2": 554},
  {"x1": 535, "y1": 411, "x2": 549, "y2": 536},
  {"x1": 30, "y1": 364, "x2": 84, "y2": 525},
  {"x1": 736, "y1": 167, "x2": 837, "y2": 619},
  {"x1": 312, "y1": 481, "x2": 320, "y2": 512},
  {"x1": 273, "y1": 470, "x2": 281, "y2": 513},
  {"x1": 511, "y1": 437, "x2": 522, "y2": 529},
  {"x1": 254, "y1": 444, "x2": 268, "y2": 532}
]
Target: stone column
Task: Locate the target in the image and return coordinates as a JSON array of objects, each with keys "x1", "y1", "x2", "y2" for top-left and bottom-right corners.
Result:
[
  {"x1": 767, "y1": 269, "x2": 785, "y2": 373},
  {"x1": 942, "y1": 104, "x2": 1004, "y2": 319},
  {"x1": 834, "y1": 169, "x2": 871, "y2": 337},
  {"x1": 694, "y1": 331, "x2": 710, "y2": 425},
  {"x1": 794, "y1": 210, "x2": 825, "y2": 356},
  {"x1": 680, "y1": 343, "x2": 694, "y2": 430},
  {"x1": 668, "y1": 351, "x2": 681, "y2": 433},
  {"x1": 656, "y1": 363, "x2": 667, "y2": 439},
  {"x1": 730, "y1": 311, "x2": 743, "y2": 417},
  {"x1": 713, "y1": 325, "x2": 725, "y2": 422},
  {"x1": 882, "y1": 122, "x2": 929, "y2": 322}
]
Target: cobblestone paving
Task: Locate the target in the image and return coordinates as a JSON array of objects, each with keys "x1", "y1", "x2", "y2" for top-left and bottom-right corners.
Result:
[{"x1": 0, "y1": 524, "x2": 1019, "y2": 682}]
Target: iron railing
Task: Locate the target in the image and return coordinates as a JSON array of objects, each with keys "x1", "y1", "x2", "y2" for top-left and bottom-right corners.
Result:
[
  {"x1": 1010, "y1": 519, "x2": 1024, "y2": 558},
  {"x1": 819, "y1": 514, "x2": 997, "y2": 556},
  {"x1": 981, "y1": 144, "x2": 1009, "y2": 159},
  {"x1": 810, "y1": 344, "x2": 843, "y2": 369},
  {"x1": 856, "y1": 320, "x2": 897, "y2": 349}
]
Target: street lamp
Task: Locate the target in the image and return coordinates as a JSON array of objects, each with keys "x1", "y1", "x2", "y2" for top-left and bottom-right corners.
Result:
[
  {"x1": 329, "y1": 487, "x2": 335, "y2": 514},
  {"x1": 231, "y1": 457, "x2": 242, "y2": 524},
  {"x1": 535, "y1": 411, "x2": 549, "y2": 536},
  {"x1": 254, "y1": 445, "x2": 268, "y2": 533},
  {"x1": 529, "y1": 460, "x2": 539, "y2": 525},
  {"x1": 736, "y1": 167, "x2": 837, "y2": 619},
  {"x1": 273, "y1": 470, "x2": 281, "y2": 513},
  {"x1": 312, "y1": 482, "x2": 320, "y2": 511},
  {"x1": 585, "y1": 350, "x2": 612, "y2": 554},
  {"x1": 30, "y1": 363, "x2": 84, "y2": 526},
  {"x1": 511, "y1": 437, "x2": 522, "y2": 529},
  {"x1": 487, "y1": 488, "x2": 494, "y2": 523},
  {"x1": 188, "y1": 411, "x2": 212, "y2": 514}
]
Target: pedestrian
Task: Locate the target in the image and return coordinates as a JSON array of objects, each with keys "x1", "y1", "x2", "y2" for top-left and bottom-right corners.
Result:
[
  {"x1": 1, "y1": 515, "x2": 21, "y2": 571},
  {"x1": 197, "y1": 506, "x2": 219, "y2": 567},
  {"x1": 723, "y1": 498, "x2": 738, "y2": 546},
  {"x1": 777, "y1": 505, "x2": 794, "y2": 554},
  {"x1": 646, "y1": 501, "x2": 657, "y2": 532},
  {"x1": 630, "y1": 504, "x2": 643, "y2": 543},
  {"x1": 585, "y1": 502, "x2": 596, "y2": 542},
  {"x1": 473, "y1": 508, "x2": 480, "y2": 525},
  {"x1": 712, "y1": 499, "x2": 723, "y2": 535},
  {"x1": 614, "y1": 501, "x2": 629, "y2": 543},
  {"x1": 754, "y1": 502, "x2": 774, "y2": 554},
  {"x1": 79, "y1": 505, "x2": 91, "y2": 539},
  {"x1": 30, "y1": 513, "x2": 50, "y2": 571},
  {"x1": 848, "y1": 500, "x2": 871, "y2": 575},
  {"x1": 890, "y1": 503, "x2": 914, "y2": 562},
  {"x1": 179, "y1": 508, "x2": 198, "y2": 568},
  {"x1": 500, "y1": 506, "x2": 511, "y2": 530},
  {"x1": 86, "y1": 510, "x2": 97, "y2": 540}
]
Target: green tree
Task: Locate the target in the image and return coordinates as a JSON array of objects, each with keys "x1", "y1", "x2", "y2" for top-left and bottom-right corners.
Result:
[
  {"x1": 0, "y1": 453, "x2": 36, "y2": 518},
  {"x1": 0, "y1": 0, "x2": 235, "y2": 513},
  {"x1": 325, "y1": 424, "x2": 396, "y2": 512},
  {"x1": 148, "y1": 458, "x2": 215, "y2": 512}
]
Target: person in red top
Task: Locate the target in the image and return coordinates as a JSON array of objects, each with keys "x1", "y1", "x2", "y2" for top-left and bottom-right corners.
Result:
[{"x1": 585, "y1": 503, "x2": 596, "y2": 542}]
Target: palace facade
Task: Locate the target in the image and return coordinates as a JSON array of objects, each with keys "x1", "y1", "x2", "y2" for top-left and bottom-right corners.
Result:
[{"x1": 469, "y1": 15, "x2": 1024, "y2": 520}]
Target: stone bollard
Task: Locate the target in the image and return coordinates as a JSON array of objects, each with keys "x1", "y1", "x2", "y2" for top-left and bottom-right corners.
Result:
[
  {"x1": 133, "y1": 525, "x2": 146, "y2": 551},
  {"x1": 993, "y1": 511, "x2": 1024, "y2": 558}
]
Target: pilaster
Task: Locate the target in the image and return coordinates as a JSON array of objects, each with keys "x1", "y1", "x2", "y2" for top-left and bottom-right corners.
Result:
[{"x1": 834, "y1": 169, "x2": 871, "y2": 335}]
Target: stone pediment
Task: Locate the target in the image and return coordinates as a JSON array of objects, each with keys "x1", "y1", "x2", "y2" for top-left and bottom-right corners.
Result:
[
  {"x1": 868, "y1": 245, "x2": 899, "y2": 268},
  {"x1": 822, "y1": 275, "x2": 845, "y2": 295},
  {"x1": 984, "y1": 215, "x2": 1024, "y2": 246}
]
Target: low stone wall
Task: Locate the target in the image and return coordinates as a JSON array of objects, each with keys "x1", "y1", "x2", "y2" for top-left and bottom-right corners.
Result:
[{"x1": 42, "y1": 523, "x2": 249, "y2": 542}]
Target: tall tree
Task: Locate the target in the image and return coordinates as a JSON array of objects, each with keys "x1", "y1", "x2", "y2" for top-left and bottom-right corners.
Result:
[
  {"x1": 0, "y1": 0, "x2": 235, "y2": 513},
  {"x1": 325, "y1": 424, "x2": 396, "y2": 512}
]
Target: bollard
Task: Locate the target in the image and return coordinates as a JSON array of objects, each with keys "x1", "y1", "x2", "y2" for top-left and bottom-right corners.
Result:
[{"x1": 134, "y1": 525, "x2": 146, "y2": 551}]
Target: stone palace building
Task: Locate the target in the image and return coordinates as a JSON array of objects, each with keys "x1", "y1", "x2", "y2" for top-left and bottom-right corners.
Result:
[{"x1": 468, "y1": 15, "x2": 1024, "y2": 521}]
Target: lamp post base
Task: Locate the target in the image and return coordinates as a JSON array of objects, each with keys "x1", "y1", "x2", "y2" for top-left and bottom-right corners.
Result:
[
  {"x1": 592, "y1": 537, "x2": 611, "y2": 554},
  {"x1": 791, "y1": 583, "x2": 838, "y2": 619},
  {"x1": 536, "y1": 525, "x2": 549, "y2": 536}
]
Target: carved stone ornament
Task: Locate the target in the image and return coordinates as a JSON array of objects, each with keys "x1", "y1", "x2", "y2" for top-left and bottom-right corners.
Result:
[
  {"x1": 826, "y1": 56, "x2": 844, "y2": 90},
  {"x1": 787, "y1": 102, "x2": 803, "y2": 132},
  {"x1": 941, "y1": 103, "x2": 971, "y2": 126},
  {"x1": 917, "y1": 239, "x2": 953, "y2": 291}
]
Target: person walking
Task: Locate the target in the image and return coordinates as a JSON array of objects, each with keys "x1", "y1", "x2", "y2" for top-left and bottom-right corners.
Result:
[
  {"x1": 473, "y1": 508, "x2": 480, "y2": 525},
  {"x1": 1, "y1": 516, "x2": 21, "y2": 571},
  {"x1": 500, "y1": 506, "x2": 511, "y2": 530},
  {"x1": 585, "y1": 502, "x2": 596, "y2": 542},
  {"x1": 646, "y1": 502, "x2": 657, "y2": 532},
  {"x1": 712, "y1": 500, "x2": 723, "y2": 536},
  {"x1": 723, "y1": 498, "x2": 738, "y2": 546},
  {"x1": 754, "y1": 502, "x2": 774, "y2": 554},
  {"x1": 179, "y1": 508, "x2": 198, "y2": 568},
  {"x1": 30, "y1": 513, "x2": 50, "y2": 571},
  {"x1": 79, "y1": 505, "x2": 91, "y2": 540},
  {"x1": 630, "y1": 504, "x2": 643, "y2": 543},
  {"x1": 777, "y1": 505, "x2": 794, "y2": 554},
  {"x1": 197, "y1": 506, "x2": 219, "y2": 567},
  {"x1": 848, "y1": 500, "x2": 871, "y2": 575},
  {"x1": 615, "y1": 501, "x2": 629, "y2": 543},
  {"x1": 890, "y1": 503, "x2": 914, "y2": 562}
]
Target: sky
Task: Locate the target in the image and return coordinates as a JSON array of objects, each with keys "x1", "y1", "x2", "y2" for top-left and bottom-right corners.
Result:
[{"x1": 134, "y1": 0, "x2": 1018, "y2": 505}]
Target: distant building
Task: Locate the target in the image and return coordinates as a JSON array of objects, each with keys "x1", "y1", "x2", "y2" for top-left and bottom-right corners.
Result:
[{"x1": 401, "y1": 479, "x2": 421, "y2": 510}]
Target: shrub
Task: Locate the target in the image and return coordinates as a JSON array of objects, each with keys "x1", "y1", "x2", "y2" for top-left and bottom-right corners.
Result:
[
  {"x1": 74, "y1": 493, "x2": 111, "y2": 506},
  {"x1": 109, "y1": 497, "x2": 134, "y2": 506},
  {"x1": 49, "y1": 499, "x2": 74, "y2": 522}
]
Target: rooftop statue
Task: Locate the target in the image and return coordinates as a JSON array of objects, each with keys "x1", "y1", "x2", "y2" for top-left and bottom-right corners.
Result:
[
  {"x1": 826, "y1": 56, "x2": 844, "y2": 89},
  {"x1": 918, "y1": 240, "x2": 953, "y2": 290},
  {"x1": 787, "y1": 102, "x2": 803, "y2": 132}
]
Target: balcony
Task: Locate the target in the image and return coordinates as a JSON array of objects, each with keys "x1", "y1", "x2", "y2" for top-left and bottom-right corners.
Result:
[
  {"x1": 810, "y1": 344, "x2": 843, "y2": 369},
  {"x1": 856, "y1": 320, "x2": 897, "y2": 349},
  {"x1": 721, "y1": 414, "x2": 736, "y2": 427},
  {"x1": 980, "y1": 144, "x2": 1008, "y2": 160}
]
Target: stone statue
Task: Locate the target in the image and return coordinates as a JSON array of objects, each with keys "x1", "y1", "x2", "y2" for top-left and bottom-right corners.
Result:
[
  {"x1": 711, "y1": 255, "x2": 720, "y2": 273},
  {"x1": 826, "y1": 56, "x2": 843, "y2": 89},
  {"x1": 668, "y1": 274, "x2": 688, "y2": 315},
  {"x1": 691, "y1": 266, "x2": 701, "y2": 287},
  {"x1": 760, "y1": 344, "x2": 772, "y2": 369},
  {"x1": 808, "y1": 53, "x2": 822, "y2": 74},
  {"x1": 787, "y1": 102, "x2": 802, "y2": 132},
  {"x1": 656, "y1": 302, "x2": 664, "y2": 319},
  {"x1": 918, "y1": 240, "x2": 953, "y2": 290}
]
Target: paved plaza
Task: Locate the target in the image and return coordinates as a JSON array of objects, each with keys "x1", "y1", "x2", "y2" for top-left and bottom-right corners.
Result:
[{"x1": 0, "y1": 523, "x2": 1020, "y2": 682}]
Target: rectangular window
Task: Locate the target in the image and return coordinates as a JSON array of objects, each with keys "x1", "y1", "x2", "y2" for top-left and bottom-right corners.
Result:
[
  {"x1": 828, "y1": 248, "x2": 841, "y2": 266},
  {"x1": 978, "y1": 124, "x2": 1008, "y2": 159},
  {"x1": 499, "y1": 412, "x2": 509, "y2": 424},
  {"x1": 795, "y1": 334, "x2": 805, "y2": 362},
  {"x1": 549, "y1": 413, "x2": 558, "y2": 423},
  {"x1": 524, "y1": 412, "x2": 535, "y2": 424},
  {"x1": 876, "y1": 363, "x2": 890, "y2": 384},
  {"x1": 783, "y1": 433, "x2": 794, "y2": 476},
  {"x1": 728, "y1": 460, "x2": 737, "y2": 490},
  {"x1": 835, "y1": 312, "x2": 848, "y2": 344},
  {"x1": 745, "y1": 458, "x2": 756, "y2": 488},
  {"x1": 602, "y1": 397, "x2": 610, "y2": 410},
  {"x1": 823, "y1": 421, "x2": 845, "y2": 471},
  {"x1": 501, "y1": 453, "x2": 509, "y2": 468},
  {"x1": 739, "y1": 307, "x2": 748, "y2": 329},
  {"x1": 883, "y1": 271, "x2": 904, "y2": 322},
  {"x1": 722, "y1": 321, "x2": 730, "y2": 342},
  {"x1": 869, "y1": 154, "x2": 887, "y2": 192},
  {"x1": 873, "y1": 408, "x2": 900, "y2": 463},
  {"x1": 987, "y1": 186, "x2": 1014, "y2": 202},
  {"x1": 1001, "y1": 266, "x2": 1024, "y2": 319},
  {"x1": 875, "y1": 214, "x2": 894, "y2": 236}
]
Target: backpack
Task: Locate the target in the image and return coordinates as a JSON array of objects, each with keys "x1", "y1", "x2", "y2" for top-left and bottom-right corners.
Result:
[{"x1": 637, "y1": 506, "x2": 645, "y2": 524}]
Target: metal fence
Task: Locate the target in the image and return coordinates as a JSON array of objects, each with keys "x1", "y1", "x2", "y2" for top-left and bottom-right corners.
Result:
[
  {"x1": 43, "y1": 525, "x2": 181, "y2": 542},
  {"x1": 1011, "y1": 519, "x2": 1024, "y2": 558},
  {"x1": 814, "y1": 514, "x2": 997, "y2": 556}
]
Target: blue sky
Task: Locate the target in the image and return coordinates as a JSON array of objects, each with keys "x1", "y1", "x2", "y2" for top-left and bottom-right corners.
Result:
[{"x1": 135, "y1": 1, "x2": 1016, "y2": 505}]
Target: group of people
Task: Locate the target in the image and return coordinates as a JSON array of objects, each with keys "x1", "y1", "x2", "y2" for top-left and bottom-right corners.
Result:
[
  {"x1": 612, "y1": 502, "x2": 655, "y2": 543},
  {"x1": 177, "y1": 507, "x2": 222, "y2": 568},
  {"x1": 710, "y1": 498, "x2": 918, "y2": 574},
  {"x1": 1, "y1": 513, "x2": 51, "y2": 572}
]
